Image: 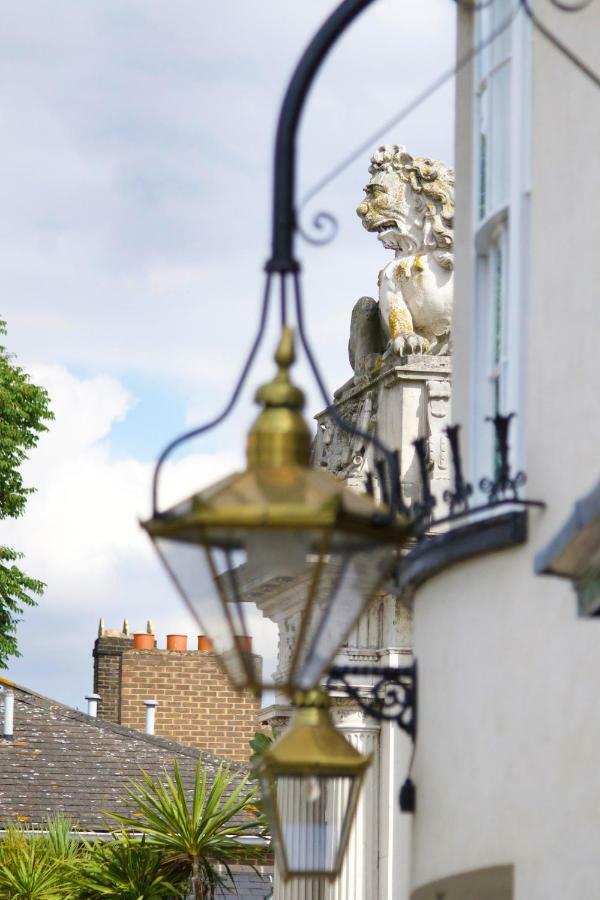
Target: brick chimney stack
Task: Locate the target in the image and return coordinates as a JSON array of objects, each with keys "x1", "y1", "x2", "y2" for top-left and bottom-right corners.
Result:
[
  {"x1": 93, "y1": 620, "x2": 134, "y2": 722},
  {"x1": 93, "y1": 621, "x2": 262, "y2": 761}
]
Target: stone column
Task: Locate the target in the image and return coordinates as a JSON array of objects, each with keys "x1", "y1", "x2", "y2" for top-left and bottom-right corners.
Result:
[
  {"x1": 257, "y1": 354, "x2": 449, "y2": 900},
  {"x1": 326, "y1": 703, "x2": 380, "y2": 900}
]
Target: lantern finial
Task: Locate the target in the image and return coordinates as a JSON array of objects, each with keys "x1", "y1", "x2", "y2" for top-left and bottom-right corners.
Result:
[
  {"x1": 255, "y1": 326, "x2": 305, "y2": 411},
  {"x1": 247, "y1": 327, "x2": 311, "y2": 467}
]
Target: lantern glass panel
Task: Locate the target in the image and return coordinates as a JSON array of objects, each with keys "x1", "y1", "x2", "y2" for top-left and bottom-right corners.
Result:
[
  {"x1": 154, "y1": 536, "x2": 251, "y2": 686},
  {"x1": 154, "y1": 529, "x2": 306, "y2": 689},
  {"x1": 261, "y1": 772, "x2": 363, "y2": 879},
  {"x1": 292, "y1": 538, "x2": 396, "y2": 690}
]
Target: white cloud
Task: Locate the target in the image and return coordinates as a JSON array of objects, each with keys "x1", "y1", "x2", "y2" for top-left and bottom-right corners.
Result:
[
  {"x1": 5, "y1": 364, "x2": 244, "y2": 583},
  {"x1": 0, "y1": 366, "x2": 246, "y2": 702},
  {"x1": 0, "y1": 0, "x2": 455, "y2": 396},
  {"x1": 0, "y1": 0, "x2": 456, "y2": 705}
]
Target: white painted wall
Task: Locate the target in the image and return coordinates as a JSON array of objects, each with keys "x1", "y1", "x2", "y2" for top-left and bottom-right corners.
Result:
[{"x1": 410, "y1": 2, "x2": 600, "y2": 898}]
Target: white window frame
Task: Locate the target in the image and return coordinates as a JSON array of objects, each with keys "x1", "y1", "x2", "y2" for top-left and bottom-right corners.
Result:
[{"x1": 469, "y1": 2, "x2": 532, "y2": 490}]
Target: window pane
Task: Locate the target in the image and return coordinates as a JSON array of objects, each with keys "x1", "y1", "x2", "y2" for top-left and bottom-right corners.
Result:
[
  {"x1": 493, "y1": 241, "x2": 503, "y2": 369},
  {"x1": 475, "y1": 0, "x2": 512, "y2": 219},
  {"x1": 478, "y1": 87, "x2": 489, "y2": 219},
  {"x1": 489, "y1": 61, "x2": 510, "y2": 210}
]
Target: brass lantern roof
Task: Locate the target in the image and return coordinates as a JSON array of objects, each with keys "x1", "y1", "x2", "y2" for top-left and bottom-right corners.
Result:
[
  {"x1": 143, "y1": 463, "x2": 408, "y2": 541},
  {"x1": 143, "y1": 327, "x2": 410, "y2": 543},
  {"x1": 254, "y1": 690, "x2": 371, "y2": 778}
]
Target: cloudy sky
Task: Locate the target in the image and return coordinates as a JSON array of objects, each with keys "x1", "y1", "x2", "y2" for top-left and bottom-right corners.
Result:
[{"x1": 0, "y1": 0, "x2": 455, "y2": 708}]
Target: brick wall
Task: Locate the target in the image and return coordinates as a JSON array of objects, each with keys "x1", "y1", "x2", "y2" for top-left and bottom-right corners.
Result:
[
  {"x1": 93, "y1": 634, "x2": 133, "y2": 722},
  {"x1": 92, "y1": 628, "x2": 262, "y2": 762},
  {"x1": 119, "y1": 649, "x2": 261, "y2": 761}
]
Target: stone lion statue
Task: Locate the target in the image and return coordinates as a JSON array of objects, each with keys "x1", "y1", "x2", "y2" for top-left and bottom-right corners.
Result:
[{"x1": 354, "y1": 143, "x2": 454, "y2": 360}]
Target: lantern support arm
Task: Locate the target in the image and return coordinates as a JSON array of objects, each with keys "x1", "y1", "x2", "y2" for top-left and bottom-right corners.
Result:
[
  {"x1": 327, "y1": 662, "x2": 417, "y2": 740},
  {"x1": 266, "y1": 0, "x2": 378, "y2": 274}
]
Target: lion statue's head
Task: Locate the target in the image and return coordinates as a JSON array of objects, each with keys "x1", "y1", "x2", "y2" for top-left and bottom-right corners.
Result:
[{"x1": 356, "y1": 144, "x2": 454, "y2": 270}]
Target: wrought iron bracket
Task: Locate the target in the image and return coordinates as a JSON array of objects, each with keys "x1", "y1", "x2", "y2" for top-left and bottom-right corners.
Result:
[
  {"x1": 327, "y1": 662, "x2": 417, "y2": 740},
  {"x1": 412, "y1": 413, "x2": 545, "y2": 535}
]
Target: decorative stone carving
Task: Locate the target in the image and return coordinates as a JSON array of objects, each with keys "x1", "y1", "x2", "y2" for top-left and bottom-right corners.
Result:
[
  {"x1": 355, "y1": 144, "x2": 454, "y2": 362},
  {"x1": 426, "y1": 378, "x2": 451, "y2": 480},
  {"x1": 314, "y1": 385, "x2": 377, "y2": 493},
  {"x1": 313, "y1": 355, "x2": 451, "y2": 510}
]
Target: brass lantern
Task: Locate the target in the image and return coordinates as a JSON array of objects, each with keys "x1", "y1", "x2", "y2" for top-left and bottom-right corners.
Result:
[
  {"x1": 253, "y1": 689, "x2": 371, "y2": 880},
  {"x1": 142, "y1": 327, "x2": 409, "y2": 696}
]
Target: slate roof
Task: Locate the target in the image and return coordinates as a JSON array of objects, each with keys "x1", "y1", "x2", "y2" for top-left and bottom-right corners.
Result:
[
  {"x1": 0, "y1": 678, "x2": 254, "y2": 833},
  {"x1": 214, "y1": 867, "x2": 273, "y2": 899}
]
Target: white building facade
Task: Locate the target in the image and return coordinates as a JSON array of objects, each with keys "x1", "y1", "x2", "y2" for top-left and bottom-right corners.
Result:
[
  {"x1": 411, "y1": 1, "x2": 600, "y2": 898},
  {"x1": 260, "y1": 2, "x2": 599, "y2": 898}
]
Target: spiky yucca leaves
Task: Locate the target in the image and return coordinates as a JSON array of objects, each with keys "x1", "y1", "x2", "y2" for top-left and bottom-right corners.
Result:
[
  {"x1": 43, "y1": 814, "x2": 80, "y2": 863},
  {"x1": 109, "y1": 761, "x2": 267, "y2": 900},
  {"x1": 0, "y1": 823, "x2": 76, "y2": 899},
  {"x1": 78, "y1": 833, "x2": 187, "y2": 899}
]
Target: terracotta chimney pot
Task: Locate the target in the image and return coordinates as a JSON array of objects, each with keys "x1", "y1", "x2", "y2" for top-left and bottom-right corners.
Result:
[
  {"x1": 197, "y1": 635, "x2": 213, "y2": 652},
  {"x1": 237, "y1": 635, "x2": 253, "y2": 652},
  {"x1": 166, "y1": 634, "x2": 188, "y2": 652},
  {"x1": 133, "y1": 632, "x2": 155, "y2": 650}
]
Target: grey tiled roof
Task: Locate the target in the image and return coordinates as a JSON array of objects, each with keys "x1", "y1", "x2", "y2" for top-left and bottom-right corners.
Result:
[
  {"x1": 0, "y1": 679, "x2": 254, "y2": 833},
  {"x1": 214, "y1": 867, "x2": 273, "y2": 899}
]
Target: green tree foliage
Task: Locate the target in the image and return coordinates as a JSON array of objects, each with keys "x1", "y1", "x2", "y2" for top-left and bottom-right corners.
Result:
[
  {"x1": 109, "y1": 761, "x2": 267, "y2": 900},
  {"x1": 0, "y1": 320, "x2": 53, "y2": 666},
  {"x1": 248, "y1": 730, "x2": 275, "y2": 768}
]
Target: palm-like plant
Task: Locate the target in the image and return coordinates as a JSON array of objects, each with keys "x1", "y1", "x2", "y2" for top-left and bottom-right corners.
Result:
[
  {"x1": 109, "y1": 761, "x2": 267, "y2": 900},
  {"x1": 43, "y1": 814, "x2": 80, "y2": 863},
  {"x1": 78, "y1": 833, "x2": 187, "y2": 899},
  {"x1": 0, "y1": 825, "x2": 76, "y2": 900}
]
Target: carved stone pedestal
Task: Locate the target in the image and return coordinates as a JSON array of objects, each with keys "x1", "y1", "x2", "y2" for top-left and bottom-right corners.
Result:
[{"x1": 314, "y1": 355, "x2": 451, "y2": 510}]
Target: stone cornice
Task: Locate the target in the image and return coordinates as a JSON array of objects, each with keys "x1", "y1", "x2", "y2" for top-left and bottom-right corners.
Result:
[{"x1": 316, "y1": 355, "x2": 452, "y2": 419}]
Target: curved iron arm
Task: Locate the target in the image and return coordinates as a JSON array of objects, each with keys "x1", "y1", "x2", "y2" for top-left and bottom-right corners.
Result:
[{"x1": 266, "y1": 0, "x2": 378, "y2": 274}]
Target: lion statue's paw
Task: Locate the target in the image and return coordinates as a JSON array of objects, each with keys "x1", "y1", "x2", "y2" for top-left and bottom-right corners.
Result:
[{"x1": 391, "y1": 332, "x2": 430, "y2": 356}]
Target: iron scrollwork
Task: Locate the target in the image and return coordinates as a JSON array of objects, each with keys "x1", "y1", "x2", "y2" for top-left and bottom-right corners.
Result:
[
  {"x1": 327, "y1": 663, "x2": 417, "y2": 740},
  {"x1": 412, "y1": 438, "x2": 436, "y2": 524},
  {"x1": 443, "y1": 423, "x2": 473, "y2": 515},
  {"x1": 412, "y1": 411, "x2": 544, "y2": 534},
  {"x1": 479, "y1": 413, "x2": 527, "y2": 502},
  {"x1": 297, "y1": 210, "x2": 339, "y2": 247}
]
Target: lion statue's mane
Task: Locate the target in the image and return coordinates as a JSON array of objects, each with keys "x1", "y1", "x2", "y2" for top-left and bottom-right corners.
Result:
[{"x1": 368, "y1": 144, "x2": 455, "y2": 271}]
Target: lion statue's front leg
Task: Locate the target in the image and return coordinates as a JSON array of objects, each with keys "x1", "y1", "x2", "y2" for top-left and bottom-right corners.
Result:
[{"x1": 381, "y1": 287, "x2": 430, "y2": 357}]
